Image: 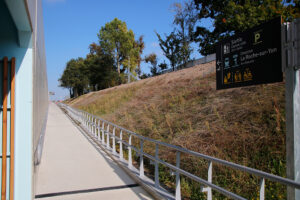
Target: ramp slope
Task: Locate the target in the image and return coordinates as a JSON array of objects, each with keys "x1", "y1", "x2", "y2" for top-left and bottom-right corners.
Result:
[{"x1": 35, "y1": 103, "x2": 152, "y2": 200}]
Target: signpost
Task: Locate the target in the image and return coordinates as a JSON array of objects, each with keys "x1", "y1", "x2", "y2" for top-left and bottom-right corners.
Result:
[
  {"x1": 282, "y1": 19, "x2": 300, "y2": 200},
  {"x1": 216, "y1": 17, "x2": 283, "y2": 90},
  {"x1": 216, "y1": 17, "x2": 300, "y2": 199}
]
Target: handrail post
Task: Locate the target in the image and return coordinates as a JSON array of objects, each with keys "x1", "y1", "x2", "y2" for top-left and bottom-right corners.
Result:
[
  {"x1": 128, "y1": 134, "x2": 132, "y2": 169},
  {"x1": 86, "y1": 114, "x2": 88, "y2": 129},
  {"x1": 94, "y1": 118, "x2": 96, "y2": 137},
  {"x1": 88, "y1": 115, "x2": 91, "y2": 132},
  {"x1": 94, "y1": 119, "x2": 96, "y2": 137},
  {"x1": 101, "y1": 122, "x2": 105, "y2": 144},
  {"x1": 140, "y1": 139, "x2": 144, "y2": 178},
  {"x1": 175, "y1": 151, "x2": 181, "y2": 200},
  {"x1": 86, "y1": 114, "x2": 88, "y2": 126},
  {"x1": 86, "y1": 114, "x2": 88, "y2": 128},
  {"x1": 97, "y1": 120, "x2": 101, "y2": 141},
  {"x1": 155, "y1": 143, "x2": 159, "y2": 188},
  {"x1": 88, "y1": 115, "x2": 90, "y2": 131},
  {"x1": 89, "y1": 115, "x2": 91, "y2": 133},
  {"x1": 106, "y1": 124, "x2": 110, "y2": 149},
  {"x1": 119, "y1": 131, "x2": 123, "y2": 160},
  {"x1": 91, "y1": 116, "x2": 94, "y2": 134},
  {"x1": 82, "y1": 112, "x2": 84, "y2": 124},
  {"x1": 112, "y1": 127, "x2": 116, "y2": 154},
  {"x1": 92, "y1": 117, "x2": 94, "y2": 136},
  {"x1": 260, "y1": 178, "x2": 265, "y2": 200},
  {"x1": 90, "y1": 116, "x2": 92, "y2": 133},
  {"x1": 207, "y1": 161, "x2": 212, "y2": 200},
  {"x1": 83, "y1": 112, "x2": 85, "y2": 123},
  {"x1": 93, "y1": 117, "x2": 96, "y2": 137},
  {"x1": 85, "y1": 113, "x2": 89, "y2": 126}
]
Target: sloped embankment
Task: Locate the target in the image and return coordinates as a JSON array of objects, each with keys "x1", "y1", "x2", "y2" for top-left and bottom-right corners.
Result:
[{"x1": 68, "y1": 61, "x2": 286, "y2": 199}]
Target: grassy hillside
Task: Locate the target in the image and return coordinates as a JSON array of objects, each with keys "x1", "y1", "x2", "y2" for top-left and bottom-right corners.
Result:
[{"x1": 68, "y1": 62, "x2": 286, "y2": 199}]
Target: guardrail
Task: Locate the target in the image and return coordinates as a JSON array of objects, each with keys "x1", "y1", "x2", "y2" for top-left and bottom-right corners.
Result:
[
  {"x1": 59, "y1": 103, "x2": 300, "y2": 200},
  {"x1": 160, "y1": 54, "x2": 216, "y2": 75}
]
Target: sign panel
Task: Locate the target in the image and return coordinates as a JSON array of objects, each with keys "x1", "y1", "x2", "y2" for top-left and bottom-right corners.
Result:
[{"x1": 216, "y1": 17, "x2": 283, "y2": 90}]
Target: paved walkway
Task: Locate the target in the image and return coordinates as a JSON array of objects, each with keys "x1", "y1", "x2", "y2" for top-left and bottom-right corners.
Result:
[{"x1": 35, "y1": 103, "x2": 152, "y2": 200}]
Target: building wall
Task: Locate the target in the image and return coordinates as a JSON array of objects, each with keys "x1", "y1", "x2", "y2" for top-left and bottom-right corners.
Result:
[
  {"x1": 29, "y1": 0, "x2": 49, "y2": 197},
  {"x1": 0, "y1": 0, "x2": 48, "y2": 199},
  {"x1": 0, "y1": 1, "x2": 33, "y2": 199}
]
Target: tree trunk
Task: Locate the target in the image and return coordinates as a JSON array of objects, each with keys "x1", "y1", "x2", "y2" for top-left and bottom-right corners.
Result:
[
  {"x1": 69, "y1": 88, "x2": 72, "y2": 98},
  {"x1": 116, "y1": 49, "x2": 120, "y2": 74},
  {"x1": 74, "y1": 88, "x2": 78, "y2": 98},
  {"x1": 117, "y1": 59, "x2": 120, "y2": 74}
]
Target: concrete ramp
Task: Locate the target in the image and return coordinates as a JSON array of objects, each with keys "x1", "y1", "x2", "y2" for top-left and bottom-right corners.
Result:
[{"x1": 34, "y1": 102, "x2": 152, "y2": 200}]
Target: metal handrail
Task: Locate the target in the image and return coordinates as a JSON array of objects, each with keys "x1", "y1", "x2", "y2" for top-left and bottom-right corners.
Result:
[{"x1": 59, "y1": 103, "x2": 300, "y2": 200}]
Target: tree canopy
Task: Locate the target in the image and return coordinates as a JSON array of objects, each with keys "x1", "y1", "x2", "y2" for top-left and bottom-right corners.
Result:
[
  {"x1": 59, "y1": 18, "x2": 144, "y2": 97},
  {"x1": 156, "y1": 31, "x2": 181, "y2": 71},
  {"x1": 59, "y1": 58, "x2": 89, "y2": 97},
  {"x1": 98, "y1": 18, "x2": 141, "y2": 75},
  {"x1": 193, "y1": 0, "x2": 300, "y2": 55}
]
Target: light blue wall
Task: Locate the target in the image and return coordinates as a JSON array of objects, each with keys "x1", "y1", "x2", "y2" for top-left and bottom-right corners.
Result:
[{"x1": 0, "y1": 1, "x2": 33, "y2": 199}]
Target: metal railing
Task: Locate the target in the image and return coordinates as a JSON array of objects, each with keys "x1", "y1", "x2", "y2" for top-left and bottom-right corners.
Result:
[
  {"x1": 59, "y1": 103, "x2": 300, "y2": 200},
  {"x1": 160, "y1": 54, "x2": 216, "y2": 75}
]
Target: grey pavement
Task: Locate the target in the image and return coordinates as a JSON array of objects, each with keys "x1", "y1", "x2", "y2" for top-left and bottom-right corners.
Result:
[{"x1": 34, "y1": 102, "x2": 153, "y2": 200}]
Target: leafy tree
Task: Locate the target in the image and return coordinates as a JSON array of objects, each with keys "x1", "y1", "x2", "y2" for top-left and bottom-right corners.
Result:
[
  {"x1": 122, "y1": 30, "x2": 141, "y2": 82},
  {"x1": 172, "y1": 1, "x2": 197, "y2": 67},
  {"x1": 158, "y1": 62, "x2": 168, "y2": 71},
  {"x1": 58, "y1": 63, "x2": 74, "y2": 98},
  {"x1": 59, "y1": 18, "x2": 144, "y2": 98},
  {"x1": 59, "y1": 58, "x2": 89, "y2": 98},
  {"x1": 193, "y1": 0, "x2": 300, "y2": 55},
  {"x1": 98, "y1": 18, "x2": 142, "y2": 77},
  {"x1": 145, "y1": 53, "x2": 159, "y2": 76},
  {"x1": 98, "y1": 18, "x2": 127, "y2": 74},
  {"x1": 144, "y1": 53, "x2": 157, "y2": 67},
  {"x1": 135, "y1": 35, "x2": 145, "y2": 75},
  {"x1": 86, "y1": 43, "x2": 119, "y2": 89},
  {"x1": 156, "y1": 31, "x2": 181, "y2": 71},
  {"x1": 139, "y1": 73, "x2": 150, "y2": 79}
]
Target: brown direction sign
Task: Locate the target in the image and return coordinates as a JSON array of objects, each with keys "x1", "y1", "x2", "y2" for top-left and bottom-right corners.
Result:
[{"x1": 216, "y1": 17, "x2": 283, "y2": 90}]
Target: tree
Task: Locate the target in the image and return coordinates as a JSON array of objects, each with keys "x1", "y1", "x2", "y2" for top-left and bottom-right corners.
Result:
[
  {"x1": 98, "y1": 18, "x2": 142, "y2": 77},
  {"x1": 139, "y1": 73, "x2": 150, "y2": 79},
  {"x1": 58, "y1": 63, "x2": 73, "y2": 98},
  {"x1": 193, "y1": 0, "x2": 300, "y2": 55},
  {"x1": 145, "y1": 53, "x2": 159, "y2": 76},
  {"x1": 59, "y1": 18, "x2": 145, "y2": 98},
  {"x1": 86, "y1": 43, "x2": 119, "y2": 90},
  {"x1": 58, "y1": 58, "x2": 89, "y2": 98},
  {"x1": 122, "y1": 30, "x2": 141, "y2": 82},
  {"x1": 145, "y1": 53, "x2": 157, "y2": 67},
  {"x1": 135, "y1": 35, "x2": 145, "y2": 76},
  {"x1": 172, "y1": 1, "x2": 197, "y2": 67},
  {"x1": 156, "y1": 31, "x2": 181, "y2": 71},
  {"x1": 158, "y1": 61, "x2": 168, "y2": 71}
]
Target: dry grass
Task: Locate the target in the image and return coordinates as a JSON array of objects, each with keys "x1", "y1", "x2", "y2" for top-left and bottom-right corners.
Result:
[{"x1": 68, "y1": 61, "x2": 286, "y2": 199}]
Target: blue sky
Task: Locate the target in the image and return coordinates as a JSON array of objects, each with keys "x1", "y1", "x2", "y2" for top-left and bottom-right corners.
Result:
[{"x1": 43, "y1": 0, "x2": 201, "y2": 100}]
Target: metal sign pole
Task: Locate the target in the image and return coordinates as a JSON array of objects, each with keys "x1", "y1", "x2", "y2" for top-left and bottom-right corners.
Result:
[{"x1": 283, "y1": 19, "x2": 300, "y2": 200}]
